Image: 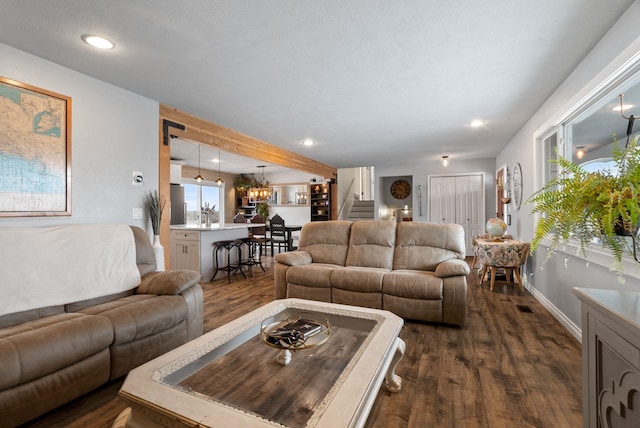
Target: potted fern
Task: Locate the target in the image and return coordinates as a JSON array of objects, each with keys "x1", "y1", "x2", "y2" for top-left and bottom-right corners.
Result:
[{"x1": 528, "y1": 136, "x2": 640, "y2": 276}]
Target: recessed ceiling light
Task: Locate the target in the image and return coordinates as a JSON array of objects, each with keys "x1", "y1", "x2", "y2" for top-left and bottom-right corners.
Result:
[
  {"x1": 81, "y1": 35, "x2": 115, "y2": 50},
  {"x1": 468, "y1": 120, "x2": 485, "y2": 127},
  {"x1": 302, "y1": 138, "x2": 314, "y2": 146},
  {"x1": 613, "y1": 104, "x2": 634, "y2": 112}
]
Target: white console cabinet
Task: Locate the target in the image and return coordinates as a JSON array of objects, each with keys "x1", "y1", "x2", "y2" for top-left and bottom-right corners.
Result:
[{"x1": 573, "y1": 288, "x2": 640, "y2": 428}]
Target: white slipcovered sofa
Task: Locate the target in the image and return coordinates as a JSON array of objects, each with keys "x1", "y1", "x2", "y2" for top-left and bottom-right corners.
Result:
[{"x1": 0, "y1": 224, "x2": 203, "y2": 427}]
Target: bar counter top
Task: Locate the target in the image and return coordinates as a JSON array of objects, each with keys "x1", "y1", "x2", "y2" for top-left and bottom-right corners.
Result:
[{"x1": 170, "y1": 223, "x2": 265, "y2": 231}]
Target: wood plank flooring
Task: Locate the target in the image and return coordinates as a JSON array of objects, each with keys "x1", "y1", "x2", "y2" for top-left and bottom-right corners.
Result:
[{"x1": 22, "y1": 258, "x2": 582, "y2": 428}]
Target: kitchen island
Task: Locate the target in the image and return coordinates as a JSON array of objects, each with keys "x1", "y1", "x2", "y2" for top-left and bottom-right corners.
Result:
[{"x1": 170, "y1": 224, "x2": 265, "y2": 281}]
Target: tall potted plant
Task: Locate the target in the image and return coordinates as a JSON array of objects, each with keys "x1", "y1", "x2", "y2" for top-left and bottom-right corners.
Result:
[
  {"x1": 527, "y1": 136, "x2": 640, "y2": 279},
  {"x1": 145, "y1": 190, "x2": 166, "y2": 271}
]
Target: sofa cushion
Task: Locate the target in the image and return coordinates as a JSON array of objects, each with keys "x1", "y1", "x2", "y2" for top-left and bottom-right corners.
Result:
[
  {"x1": 393, "y1": 222, "x2": 466, "y2": 270},
  {"x1": 65, "y1": 290, "x2": 134, "y2": 313},
  {"x1": 274, "y1": 250, "x2": 313, "y2": 266},
  {"x1": 0, "y1": 348, "x2": 111, "y2": 427},
  {"x1": 0, "y1": 313, "x2": 113, "y2": 390},
  {"x1": 136, "y1": 270, "x2": 201, "y2": 295},
  {"x1": 382, "y1": 270, "x2": 444, "y2": 300},
  {"x1": 0, "y1": 305, "x2": 65, "y2": 330},
  {"x1": 78, "y1": 294, "x2": 188, "y2": 345},
  {"x1": 297, "y1": 221, "x2": 353, "y2": 265},
  {"x1": 286, "y1": 264, "x2": 339, "y2": 288},
  {"x1": 331, "y1": 266, "x2": 388, "y2": 309},
  {"x1": 435, "y1": 259, "x2": 471, "y2": 277},
  {"x1": 345, "y1": 221, "x2": 396, "y2": 269},
  {"x1": 383, "y1": 294, "x2": 443, "y2": 323},
  {"x1": 330, "y1": 266, "x2": 387, "y2": 293}
]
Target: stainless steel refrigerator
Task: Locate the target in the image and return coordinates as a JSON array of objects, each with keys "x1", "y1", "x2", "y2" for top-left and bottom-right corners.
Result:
[{"x1": 170, "y1": 184, "x2": 186, "y2": 225}]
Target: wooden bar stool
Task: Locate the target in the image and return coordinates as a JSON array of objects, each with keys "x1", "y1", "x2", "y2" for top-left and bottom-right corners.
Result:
[
  {"x1": 211, "y1": 239, "x2": 245, "y2": 283},
  {"x1": 239, "y1": 237, "x2": 266, "y2": 276}
]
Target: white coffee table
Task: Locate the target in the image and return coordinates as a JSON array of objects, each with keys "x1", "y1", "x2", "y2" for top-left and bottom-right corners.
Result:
[{"x1": 118, "y1": 298, "x2": 405, "y2": 428}]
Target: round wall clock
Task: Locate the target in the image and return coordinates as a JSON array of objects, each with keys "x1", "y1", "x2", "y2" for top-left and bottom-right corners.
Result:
[
  {"x1": 513, "y1": 163, "x2": 523, "y2": 210},
  {"x1": 390, "y1": 179, "x2": 411, "y2": 200}
]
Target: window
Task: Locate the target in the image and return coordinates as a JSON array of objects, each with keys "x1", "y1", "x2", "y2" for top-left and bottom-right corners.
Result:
[
  {"x1": 533, "y1": 56, "x2": 640, "y2": 274},
  {"x1": 564, "y1": 70, "x2": 640, "y2": 170},
  {"x1": 543, "y1": 132, "x2": 558, "y2": 184},
  {"x1": 183, "y1": 181, "x2": 222, "y2": 226}
]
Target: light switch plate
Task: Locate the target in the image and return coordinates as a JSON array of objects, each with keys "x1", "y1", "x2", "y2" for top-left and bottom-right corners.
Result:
[{"x1": 132, "y1": 207, "x2": 143, "y2": 219}]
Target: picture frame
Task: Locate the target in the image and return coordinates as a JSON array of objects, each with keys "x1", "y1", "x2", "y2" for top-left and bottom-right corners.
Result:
[{"x1": 0, "y1": 76, "x2": 72, "y2": 217}]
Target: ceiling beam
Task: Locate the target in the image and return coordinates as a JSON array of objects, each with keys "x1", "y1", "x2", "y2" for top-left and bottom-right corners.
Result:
[{"x1": 160, "y1": 104, "x2": 337, "y2": 178}]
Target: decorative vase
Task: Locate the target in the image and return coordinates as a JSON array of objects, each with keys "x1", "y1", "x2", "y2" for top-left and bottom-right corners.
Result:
[
  {"x1": 486, "y1": 217, "x2": 507, "y2": 239},
  {"x1": 152, "y1": 235, "x2": 165, "y2": 271}
]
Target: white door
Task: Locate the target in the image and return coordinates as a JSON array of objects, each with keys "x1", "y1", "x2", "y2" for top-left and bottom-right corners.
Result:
[
  {"x1": 429, "y1": 176, "x2": 456, "y2": 223},
  {"x1": 456, "y1": 175, "x2": 483, "y2": 255},
  {"x1": 430, "y1": 174, "x2": 484, "y2": 257}
]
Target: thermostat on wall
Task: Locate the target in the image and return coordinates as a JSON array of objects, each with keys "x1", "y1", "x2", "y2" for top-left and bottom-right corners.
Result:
[{"x1": 132, "y1": 171, "x2": 144, "y2": 186}]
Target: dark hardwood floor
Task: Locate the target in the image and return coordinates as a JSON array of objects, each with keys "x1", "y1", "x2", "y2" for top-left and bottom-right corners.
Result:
[{"x1": 22, "y1": 257, "x2": 582, "y2": 428}]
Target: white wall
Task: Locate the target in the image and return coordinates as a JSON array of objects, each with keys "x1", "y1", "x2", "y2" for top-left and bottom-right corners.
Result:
[
  {"x1": 374, "y1": 157, "x2": 497, "y2": 226},
  {"x1": 0, "y1": 43, "x2": 160, "y2": 236},
  {"x1": 496, "y1": 2, "x2": 640, "y2": 338}
]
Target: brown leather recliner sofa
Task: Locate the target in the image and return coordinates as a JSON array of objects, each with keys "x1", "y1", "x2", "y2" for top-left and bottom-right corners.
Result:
[
  {"x1": 274, "y1": 220, "x2": 469, "y2": 326},
  {"x1": 0, "y1": 225, "x2": 204, "y2": 427}
]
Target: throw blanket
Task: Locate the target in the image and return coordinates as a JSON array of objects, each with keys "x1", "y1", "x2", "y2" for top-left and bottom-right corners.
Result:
[{"x1": 0, "y1": 224, "x2": 141, "y2": 316}]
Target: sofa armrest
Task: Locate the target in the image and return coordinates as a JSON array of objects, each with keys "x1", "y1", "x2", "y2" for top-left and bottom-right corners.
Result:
[
  {"x1": 434, "y1": 259, "x2": 470, "y2": 278},
  {"x1": 274, "y1": 251, "x2": 313, "y2": 266},
  {"x1": 136, "y1": 270, "x2": 201, "y2": 295}
]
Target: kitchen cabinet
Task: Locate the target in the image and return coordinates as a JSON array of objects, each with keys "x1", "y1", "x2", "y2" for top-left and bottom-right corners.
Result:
[
  {"x1": 170, "y1": 163, "x2": 183, "y2": 184},
  {"x1": 170, "y1": 230, "x2": 200, "y2": 271}
]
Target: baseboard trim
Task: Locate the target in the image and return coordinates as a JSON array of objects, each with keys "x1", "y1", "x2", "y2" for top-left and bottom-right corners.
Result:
[{"x1": 529, "y1": 287, "x2": 582, "y2": 343}]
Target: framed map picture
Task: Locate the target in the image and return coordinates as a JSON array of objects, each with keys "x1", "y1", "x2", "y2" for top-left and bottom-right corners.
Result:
[{"x1": 0, "y1": 77, "x2": 71, "y2": 216}]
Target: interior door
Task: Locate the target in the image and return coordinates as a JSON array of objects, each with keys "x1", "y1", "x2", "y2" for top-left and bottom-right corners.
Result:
[
  {"x1": 456, "y1": 175, "x2": 483, "y2": 256},
  {"x1": 429, "y1": 174, "x2": 484, "y2": 257},
  {"x1": 429, "y1": 176, "x2": 456, "y2": 223}
]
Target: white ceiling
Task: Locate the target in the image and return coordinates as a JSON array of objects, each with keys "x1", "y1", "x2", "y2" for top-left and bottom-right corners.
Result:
[{"x1": 0, "y1": 1, "x2": 635, "y2": 172}]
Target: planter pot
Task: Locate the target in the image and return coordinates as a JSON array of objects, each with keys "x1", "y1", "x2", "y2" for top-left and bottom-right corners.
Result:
[
  {"x1": 152, "y1": 235, "x2": 165, "y2": 271},
  {"x1": 614, "y1": 214, "x2": 639, "y2": 237}
]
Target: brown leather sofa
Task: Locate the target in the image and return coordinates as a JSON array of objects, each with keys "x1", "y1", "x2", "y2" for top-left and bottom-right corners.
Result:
[
  {"x1": 274, "y1": 220, "x2": 469, "y2": 326},
  {"x1": 0, "y1": 225, "x2": 203, "y2": 427}
]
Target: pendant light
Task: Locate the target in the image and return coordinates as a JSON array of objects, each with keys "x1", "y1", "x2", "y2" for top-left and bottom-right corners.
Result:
[
  {"x1": 194, "y1": 145, "x2": 204, "y2": 182},
  {"x1": 215, "y1": 150, "x2": 224, "y2": 185}
]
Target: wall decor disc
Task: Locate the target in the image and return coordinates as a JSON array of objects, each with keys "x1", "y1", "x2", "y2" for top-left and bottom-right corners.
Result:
[
  {"x1": 513, "y1": 163, "x2": 523, "y2": 210},
  {"x1": 390, "y1": 179, "x2": 411, "y2": 199}
]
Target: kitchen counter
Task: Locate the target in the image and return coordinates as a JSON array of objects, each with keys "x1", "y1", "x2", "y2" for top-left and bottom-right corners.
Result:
[
  {"x1": 170, "y1": 223, "x2": 265, "y2": 231},
  {"x1": 170, "y1": 223, "x2": 265, "y2": 280}
]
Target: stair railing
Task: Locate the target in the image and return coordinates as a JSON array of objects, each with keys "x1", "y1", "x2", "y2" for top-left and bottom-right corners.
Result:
[{"x1": 338, "y1": 177, "x2": 356, "y2": 219}]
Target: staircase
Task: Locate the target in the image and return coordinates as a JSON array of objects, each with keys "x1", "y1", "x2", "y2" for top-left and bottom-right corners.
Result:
[{"x1": 347, "y1": 200, "x2": 375, "y2": 221}]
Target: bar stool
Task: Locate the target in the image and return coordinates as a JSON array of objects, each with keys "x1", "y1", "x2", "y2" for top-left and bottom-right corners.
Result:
[
  {"x1": 239, "y1": 236, "x2": 266, "y2": 276},
  {"x1": 211, "y1": 239, "x2": 245, "y2": 283}
]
